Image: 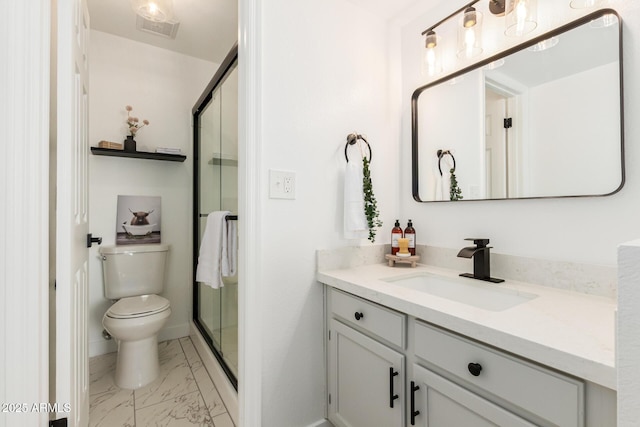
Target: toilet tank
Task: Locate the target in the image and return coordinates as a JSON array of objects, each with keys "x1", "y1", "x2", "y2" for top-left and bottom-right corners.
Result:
[{"x1": 99, "y1": 244, "x2": 169, "y2": 299}]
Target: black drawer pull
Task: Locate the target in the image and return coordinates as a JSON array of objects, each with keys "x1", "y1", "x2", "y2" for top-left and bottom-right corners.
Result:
[
  {"x1": 389, "y1": 367, "x2": 399, "y2": 408},
  {"x1": 468, "y1": 362, "x2": 483, "y2": 377},
  {"x1": 354, "y1": 311, "x2": 364, "y2": 321},
  {"x1": 410, "y1": 381, "x2": 420, "y2": 425}
]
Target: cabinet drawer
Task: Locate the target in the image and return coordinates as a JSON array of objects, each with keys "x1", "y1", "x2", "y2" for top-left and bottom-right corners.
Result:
[
  {"x1": 330, "y1": 289, "x2": 405, "y2": 348},
  {"x1": 414, "y1": 321, "x2": 584, "y2": 427}
]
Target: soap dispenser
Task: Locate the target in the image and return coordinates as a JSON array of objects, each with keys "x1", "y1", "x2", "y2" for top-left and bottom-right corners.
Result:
[
  {"x1": 391, "y1": 220, "x2": 403, "y2": 255},
  {"x1": 404, "y1": 220, "x2": 416, "y2": 255}
]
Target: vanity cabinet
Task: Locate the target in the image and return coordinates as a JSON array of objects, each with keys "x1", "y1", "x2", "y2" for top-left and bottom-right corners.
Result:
[{"x1": 326, "y1": 288, "x2": 592, "y2": 427}]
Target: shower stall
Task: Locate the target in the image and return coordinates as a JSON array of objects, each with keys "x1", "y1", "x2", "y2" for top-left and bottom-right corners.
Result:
[{"x1": 193, "y1": 45, "x2": 238, "y2": 388}]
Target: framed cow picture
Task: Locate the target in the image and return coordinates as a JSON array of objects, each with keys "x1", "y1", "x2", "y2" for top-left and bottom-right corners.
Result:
[{"x1": 116, "y1": 195, "x2": 161, "y2": 245}]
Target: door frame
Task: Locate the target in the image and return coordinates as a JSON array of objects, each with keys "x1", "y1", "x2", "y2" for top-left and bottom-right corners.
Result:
[{"x1": 0, "y1": 1, "x2": 52, "y2": 425}]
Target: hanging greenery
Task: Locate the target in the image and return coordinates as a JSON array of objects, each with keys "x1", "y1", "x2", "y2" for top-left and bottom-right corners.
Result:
[
  {"x1": 362, "y1": 157, "x2": 383, "y2": 242},
  {"x1": 449, "y1": 168, "x2": 463, "y2": 201}
]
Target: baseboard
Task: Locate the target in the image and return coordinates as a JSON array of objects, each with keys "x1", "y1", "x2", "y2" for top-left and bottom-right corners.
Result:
[
  {"x1": 89, "y1": 322, "x2": 190, "y2": 358},
  {"x1": 190, "y1": 321, "x2": 239, "y2": 426}
]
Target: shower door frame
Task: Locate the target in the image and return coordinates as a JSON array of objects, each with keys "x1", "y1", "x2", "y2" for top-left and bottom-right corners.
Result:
[{"x1": 192, "y1": 44, "x2": 239, "y2": 390}]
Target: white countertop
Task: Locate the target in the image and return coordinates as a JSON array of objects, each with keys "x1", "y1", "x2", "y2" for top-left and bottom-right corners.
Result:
[{"x1": 317, "y1": 262, "x2": 616, "y2": 390}]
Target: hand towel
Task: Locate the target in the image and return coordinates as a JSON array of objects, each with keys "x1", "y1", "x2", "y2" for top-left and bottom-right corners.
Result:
[
  {"x1": 344, "y1": 160, "x2": 368, "y2": 239},
  {"x1": 196, "y1": 211, "x2": 230, "y2": 289}
]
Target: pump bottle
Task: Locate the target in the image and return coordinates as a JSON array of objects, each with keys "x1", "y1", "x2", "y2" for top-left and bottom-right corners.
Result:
[
  {"x1": 404, "y1": 220, "x2": 416, "y2": 256},
  {"x1": 391, "y1": 220, "x2": 403, "y2": 255}
]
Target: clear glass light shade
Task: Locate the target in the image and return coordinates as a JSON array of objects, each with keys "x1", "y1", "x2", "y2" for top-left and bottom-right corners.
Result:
[
  {"x1": 527, "y1": 36, "x2": 559, "y2": 52},
  {"x1": 422, "y1": 31, "x2": 442, "y2": 77},
  {"x1": 131, "y1": 0, "x2": 174, "y2": 22},
  {"x1": 457, "y1": 9, "x2": 483, "y2": 59},
  {"x1": 590, "y1": 13, "x2": 617, "y2": 28},
  {"x1": 505, "y1": 0, "x2": 537, "y2": 37},
  {"x1": 570, "y1": 0, "x2": 606, "y2": 8}
]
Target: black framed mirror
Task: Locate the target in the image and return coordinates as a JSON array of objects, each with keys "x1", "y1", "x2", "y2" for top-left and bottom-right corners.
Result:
[{"x1": 412, "y1": 9, "x2": 624, "y2": 202}]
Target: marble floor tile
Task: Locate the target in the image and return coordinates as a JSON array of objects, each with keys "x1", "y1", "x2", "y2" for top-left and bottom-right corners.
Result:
[
  {"x1": 181, "y1": 339, "x2": 227, "y2": 418},
  {"x1": 89, "y1": 352, "x2": 118, "y2": 396},
  {"x1": 89, "y1": 388, "x2": 135, "y2": 427},
  {"x1": 212, "y1": 412, "x2": 234, "y2": 427},
  {"x1": 134, "y1": 344, "x2": 199, "y2": 409},
  {"x1": 89, "y1": 338, "x2": 235, "y2": 426},
  {"x1": 135, "y1": 391, "x2": 213, "y2": 427}
]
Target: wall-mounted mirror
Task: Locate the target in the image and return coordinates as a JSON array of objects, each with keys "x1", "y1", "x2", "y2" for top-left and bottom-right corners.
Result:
[{"x1": 412, "y1": 9, "x2": 623, "y2": 202}]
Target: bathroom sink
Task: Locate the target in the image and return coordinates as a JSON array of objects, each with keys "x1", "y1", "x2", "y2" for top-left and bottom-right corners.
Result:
[{"x1": 382, "y1": 272, "x2": 537, "y2": 311}]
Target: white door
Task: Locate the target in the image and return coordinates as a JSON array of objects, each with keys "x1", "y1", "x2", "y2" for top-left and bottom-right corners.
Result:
[
  {"x1": 328, "y1": 320, "x2": 404, "y2": 427},
  {"x1": 485, "y1": 86, "x2": 508, "y2": 199},
  {"x1": 56, "y1": 0, "x2": 91, "y2": 425}
]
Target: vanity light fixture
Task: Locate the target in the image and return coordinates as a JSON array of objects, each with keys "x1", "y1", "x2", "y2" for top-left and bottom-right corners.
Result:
[
  {"x1": 590, "y1": 13, "x2": 617, "y2": 28},
  {"x1": 505, "y1": 0, "x2": 538, "y2": 37},
  {"x1": 570, "y1": 0, "x2": 606, "y2": 8},
  {"x1": 422, "y1": 30, "x2": 442, "y2": 77},
  {"x1": 483, "y1": 58, "x2": 506, "y2": 70},
  {"x1": 457, "y1": 6, "x2": 484, "y2": 59},
  {"x1": 527, "y1": 36, "x2": 559, "y2": 52},
  {"x1": 131, "y1": 0, "x2": 174, "y2": 22}
]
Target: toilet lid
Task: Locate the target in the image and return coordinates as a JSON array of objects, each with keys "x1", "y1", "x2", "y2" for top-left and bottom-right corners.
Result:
[{"x1": 106, "y1": 295, "x2": 170, "y2": 319}]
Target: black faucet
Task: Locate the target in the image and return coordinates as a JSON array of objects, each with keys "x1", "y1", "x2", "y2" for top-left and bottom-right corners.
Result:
[{"x1": 457, "y1": 238, "x2": 504, "y2": 283}]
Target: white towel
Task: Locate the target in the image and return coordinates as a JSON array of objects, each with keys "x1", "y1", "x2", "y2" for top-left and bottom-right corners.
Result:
[
  {"x1": 222, "y1": 218, "x2": 237, "y2": 277},
  {"x1": 196, "y1": 211, "x2": 232, "y2": 289},
  {"x1": 344, "y1": 160, "x2": 368, "y2": 239}
]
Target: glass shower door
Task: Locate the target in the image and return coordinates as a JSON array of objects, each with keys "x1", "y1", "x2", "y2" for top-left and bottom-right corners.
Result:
[{"x1": 194, "y1": 48, "x2": 238, "y2": 387}]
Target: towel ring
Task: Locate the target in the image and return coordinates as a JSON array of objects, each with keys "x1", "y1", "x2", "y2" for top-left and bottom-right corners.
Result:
[
  {"x1": 345, "y1": 133, "x2": 372, "y2": 163},
  {"x1": 437, "y1": 149, "x2": 456, "y2": 176}
]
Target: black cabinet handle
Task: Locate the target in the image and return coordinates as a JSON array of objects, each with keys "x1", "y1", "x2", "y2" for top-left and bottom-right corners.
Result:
[
  {"x1": 410, "y1": 381, "x2": 420, "y2": 425},
  {"x1": 354, "y1": 312, "x2": 364, "y2": 321},
  {"x1": 468, "y1": 362, "x2": 483, "y2": 377},
  {"x1": 389, "y1": 367, "x2": 399, "y2": 408}
]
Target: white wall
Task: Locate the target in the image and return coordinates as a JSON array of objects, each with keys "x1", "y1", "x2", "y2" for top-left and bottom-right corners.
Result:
[
  {"x1": 527, "y1": 63, "x2": 620, "y2": 196},
  {"x1": 251, "y1": 0, "x2": 402, "y2": 424},
  {"x1": 87, "y1": 30, "x2": 217, "y2": 356},
  {"x1": 400, "y1": 2, "x2": 640, "y2": 266}
]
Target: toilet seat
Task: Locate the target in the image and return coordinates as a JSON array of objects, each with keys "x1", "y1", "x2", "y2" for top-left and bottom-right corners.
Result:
[{"x1": 106, "y1": 294, "x2": 170, "y2": 319}]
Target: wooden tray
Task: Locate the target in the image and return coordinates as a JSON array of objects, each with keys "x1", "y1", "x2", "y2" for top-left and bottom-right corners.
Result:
[{"x1": 385, "y1": 253, "x2": 420, "y2": 268}]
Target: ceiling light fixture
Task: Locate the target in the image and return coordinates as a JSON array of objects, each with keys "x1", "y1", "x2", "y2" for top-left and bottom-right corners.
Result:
[
  {"x1": 131, "y1": 0, "x2": 174, "y2": 23},
  {"x1": 505, "y1": 0, "x2": 538, "y2": 37}
]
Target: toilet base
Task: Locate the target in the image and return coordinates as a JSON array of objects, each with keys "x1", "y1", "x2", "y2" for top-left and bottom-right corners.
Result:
[{"x1": 114, "y1": 335, "x2": 160, "y2": 390}]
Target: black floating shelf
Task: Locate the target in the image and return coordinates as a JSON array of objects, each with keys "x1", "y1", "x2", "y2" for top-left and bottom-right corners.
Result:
[{"x1": 91, "y1": 147, "x2": 186, "y2": 162}]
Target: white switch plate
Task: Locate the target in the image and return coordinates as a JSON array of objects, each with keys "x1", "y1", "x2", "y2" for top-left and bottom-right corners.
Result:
[{"x1": 269, "y1": 170, "x2": 296, "y2": 199}]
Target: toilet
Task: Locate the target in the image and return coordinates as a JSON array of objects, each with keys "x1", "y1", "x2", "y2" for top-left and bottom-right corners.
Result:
[{"x1": 99, "y1": 244, "x2": 172, "y2": 390}]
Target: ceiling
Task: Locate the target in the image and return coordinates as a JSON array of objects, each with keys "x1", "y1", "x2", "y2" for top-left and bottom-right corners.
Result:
[{"x1": 87, "y1": 0, "x2": 238, "y2": 64}]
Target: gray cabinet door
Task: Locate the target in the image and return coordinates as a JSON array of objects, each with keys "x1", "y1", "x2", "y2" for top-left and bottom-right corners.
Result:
[
  {"x1": 410, "y1": 364, "x2": 536, "y2": 427},
  {"x1": 328, "y1": 319, "x2": 404, "y2": 427}
]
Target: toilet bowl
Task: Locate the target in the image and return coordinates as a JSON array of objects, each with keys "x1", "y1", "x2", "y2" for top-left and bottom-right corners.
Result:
[{"x1": 103, "y1": 294, "x2": 171, "y2": 389}]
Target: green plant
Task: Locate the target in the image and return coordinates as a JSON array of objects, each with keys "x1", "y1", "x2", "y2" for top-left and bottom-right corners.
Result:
[
  {"x1": 449, "y1": 168, "x2": 463, "y2": 201},
  {"x1": 362, "y1": 157, "x2": 383, "y2": 242}
]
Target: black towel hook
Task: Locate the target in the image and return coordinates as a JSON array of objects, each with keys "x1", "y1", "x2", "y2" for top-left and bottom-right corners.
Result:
[
  {"x1": 437, "y1": 149, "x2": 456, "y2": 176},
  {"x1": 345, "y1": 133, "x2": 372, "y2": 163}
]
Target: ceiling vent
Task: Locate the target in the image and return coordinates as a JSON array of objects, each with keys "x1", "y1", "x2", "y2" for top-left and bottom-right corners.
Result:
[{"x1": 136, "y1": 15, "x2": 180, "y2": 39}]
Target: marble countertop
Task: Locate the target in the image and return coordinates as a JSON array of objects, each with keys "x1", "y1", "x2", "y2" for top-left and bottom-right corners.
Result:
[{"x1": 317, "y1": 262, "x2": 616, "y2": 390}]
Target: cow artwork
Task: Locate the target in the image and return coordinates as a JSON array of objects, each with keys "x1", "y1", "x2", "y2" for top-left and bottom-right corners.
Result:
[
  {"x1": 129, "y1": 208, "x2": 154, "y2": 225},
  {"x1": 116, "y1": 195, "x2": 161, "y2": 245}
]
